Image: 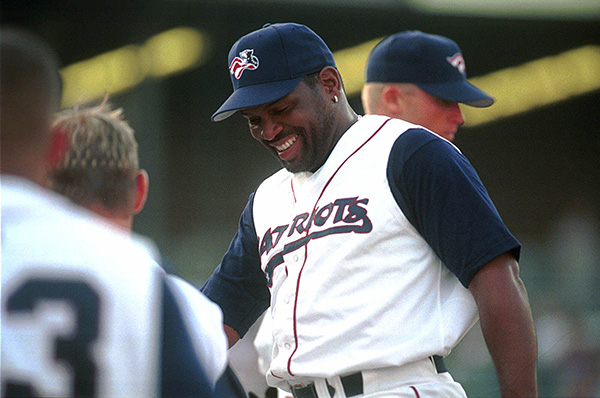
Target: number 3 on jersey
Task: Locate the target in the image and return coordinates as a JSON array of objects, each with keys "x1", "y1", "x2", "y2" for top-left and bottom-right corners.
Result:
[{"x1": 3, "y1": 278, "x2": 100, "y2": 397}]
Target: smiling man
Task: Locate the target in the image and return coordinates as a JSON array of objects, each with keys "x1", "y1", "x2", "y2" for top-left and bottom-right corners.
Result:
[
  {"x1": 241, "y1": 71, "x2": 351, "y2": 173},
  {"x1": 202, "y1": 22, "x2": 537, "y2": 398}
]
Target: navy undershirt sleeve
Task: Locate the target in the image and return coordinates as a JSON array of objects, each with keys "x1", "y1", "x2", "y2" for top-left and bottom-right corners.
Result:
[
  {"x1": 387, "y1": 129, "x2": 521, "y2": 287},
  {"x1": 201, "y1": 192, "x2": 271, "y2": 337}
]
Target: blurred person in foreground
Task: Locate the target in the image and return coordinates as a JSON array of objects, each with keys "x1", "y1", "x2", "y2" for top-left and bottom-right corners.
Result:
[
  {"x1": 361, "y1": 30, "x2": 494, "y2": 142},
  {"x1": 1, "y1": 27, "x2": 223, "y2": 397},
  {"x1": 201, "y1": 22, "x2": 537, "y2": 398},
  {"x1": 46, "y1": 98, "x2": 247, "y2": 397}
]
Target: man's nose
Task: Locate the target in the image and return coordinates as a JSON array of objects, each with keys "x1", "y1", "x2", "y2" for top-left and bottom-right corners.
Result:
[
  {"x1": 453, "y1": 104, "x2": 465, "y2": 126},
  {"x1": 262, "y1": 118, "x2": 283, "y2": 141}
]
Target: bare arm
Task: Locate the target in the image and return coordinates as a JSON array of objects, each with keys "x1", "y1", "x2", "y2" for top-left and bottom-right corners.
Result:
[
  {"x1": 224, "y1": 324, "x2": 241, "y2": 348},
  {"x1": 468, "y1": 252, "x2": 538, "y2": 398}
]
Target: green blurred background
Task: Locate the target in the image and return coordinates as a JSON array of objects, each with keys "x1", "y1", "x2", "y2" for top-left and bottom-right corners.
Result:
[{"x1": 3, "y1": 1, "x2": 599, "y2": 396}]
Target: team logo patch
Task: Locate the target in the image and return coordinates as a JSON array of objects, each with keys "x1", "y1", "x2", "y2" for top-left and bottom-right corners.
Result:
[
  {"x1": 446, "y1": 53, "x2": 466, "y2": 75},
  {"x1": 229, "y1": 49, "x2": 259, "y2": 79}
]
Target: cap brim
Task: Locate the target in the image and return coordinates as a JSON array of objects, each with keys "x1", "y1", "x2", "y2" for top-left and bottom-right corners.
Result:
[
  {"x1": 212, "y1": 77, "x2": 304, "y2": 122},
  {"x1": 418, "y1": 80, "x2": 495, "y2": 108}
]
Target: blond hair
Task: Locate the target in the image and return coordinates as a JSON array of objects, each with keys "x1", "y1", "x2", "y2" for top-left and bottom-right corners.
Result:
[
  {"x1": 49, "y1": 98, "x2": 140, "y2": 212},
  {"x1": 361, "y1": 82, "x2": 386, "y2": 114},
  {"x1": 361, "y1": 82, "x2": 417, "y2": 115}
]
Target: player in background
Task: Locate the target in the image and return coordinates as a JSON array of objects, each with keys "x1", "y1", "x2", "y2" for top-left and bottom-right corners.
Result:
[
  {"x1": 1, "y1": 27, "x2": 222, "y2": 397},
  {"x1": 46, "y1": 98, "x2": 248, "y2": 397},
  {"x1": 201, "y1": 23, "x2": 537, "y2": 397},
  {"x1": 47, "y1": 99, "x2": 150, "y2": 232},
  {"x1": 361, "y1": 31, "x2": 494, "y2": 142}
]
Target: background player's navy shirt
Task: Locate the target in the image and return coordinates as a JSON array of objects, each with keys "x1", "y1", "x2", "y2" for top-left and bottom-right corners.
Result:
[{"x1": 202, "y1": 128, "x2": 521, "y2": 337}]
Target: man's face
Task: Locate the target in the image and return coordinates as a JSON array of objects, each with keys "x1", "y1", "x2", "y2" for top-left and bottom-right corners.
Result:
[
  {"x1": 242, "y1": 79, "x2": 336, "y2": 173},
  {"x1": 399, "y1": 86, "x2": 465, "y2": 142}
]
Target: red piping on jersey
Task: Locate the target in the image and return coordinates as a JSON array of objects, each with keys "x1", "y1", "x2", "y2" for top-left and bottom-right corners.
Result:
[
  {"x1": 286, "y1": 117, "x2": 392, "y2": 376},
  {"x1": 270, "y1": 370, "x2": 285, "y2": 380},
  {"x1": 291, "y1": 178, "x2": 297, "y2": 203},
  {"x1": 410, "y1": 386, "x2": 420, "y2": 397}
]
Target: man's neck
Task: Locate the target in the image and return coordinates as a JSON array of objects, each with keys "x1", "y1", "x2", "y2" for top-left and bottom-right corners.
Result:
[{"x1": 86, "y1": 203, "x2": 134, "y2": 233}]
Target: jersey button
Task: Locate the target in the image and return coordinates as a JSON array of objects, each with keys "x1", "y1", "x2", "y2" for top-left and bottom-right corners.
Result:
[{"x1": 284, "y1": 343, "x2": 291, "y2": 350}]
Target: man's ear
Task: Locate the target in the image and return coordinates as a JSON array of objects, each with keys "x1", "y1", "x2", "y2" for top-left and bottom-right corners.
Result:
[
  {"x1": 381, "y1": 85, "x2": 404, "y2": 115},
  {"x1": 133, "y1": 169, "x2": 149, "y2": 215},
  {"x1": 318, "y1": 66, "x2": 342, "y2": 97},
  {"x1": 45, "y1": 127, "x2": 68, "y2": 169}
]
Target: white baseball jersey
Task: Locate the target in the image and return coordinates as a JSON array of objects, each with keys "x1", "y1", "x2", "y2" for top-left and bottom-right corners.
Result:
[
  {"x1": 227, "y1": 312, "x2": 271, "y2": 397},
  {"x1": 1, "y1": 176, "x2": 226, "y2": 397},
  {"x1": 202, "y1": 115, "x2": 520, "y2": 390}
]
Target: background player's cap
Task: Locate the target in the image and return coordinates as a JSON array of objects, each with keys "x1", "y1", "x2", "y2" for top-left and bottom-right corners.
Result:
[
  {"x1": 365, "y1": 31, "x2": 494, "y2": 107},
  {"x1": 212, "y1": 23, "x2": 336, "y2": 122}
]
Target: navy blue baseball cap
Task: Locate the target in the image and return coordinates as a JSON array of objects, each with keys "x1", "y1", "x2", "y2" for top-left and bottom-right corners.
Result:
[
  {"x1": 212, "y1": 23, "x2": 337, "y2": 122},
  {"x1": 365, "y1": 31, "x2": 494, "y2": 107}
]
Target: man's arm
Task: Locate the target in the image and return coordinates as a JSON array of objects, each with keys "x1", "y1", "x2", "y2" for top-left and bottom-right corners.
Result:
[{"x1": 468, "y1": 252, "x2": 538, "y2": 398}]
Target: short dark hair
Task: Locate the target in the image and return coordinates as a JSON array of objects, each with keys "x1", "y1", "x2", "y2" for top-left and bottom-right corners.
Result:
[
  {"x1": 0, "y1": 27, "x2": 62, "y2": 109},
  {"x1": 1, "y1": 27, "x2": 63, "y2": 147},
  {"x1": 302, "y1": 72, "x2": 320, "y2": 89}
]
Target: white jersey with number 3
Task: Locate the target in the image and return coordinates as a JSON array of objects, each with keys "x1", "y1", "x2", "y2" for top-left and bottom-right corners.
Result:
[{"x1": 1, "y1": 176, "x2": 225, "y2": 397}]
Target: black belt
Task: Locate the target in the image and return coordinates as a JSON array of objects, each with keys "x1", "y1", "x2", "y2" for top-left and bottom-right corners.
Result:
[{"x1": 290, "y1": 356, "x2": 447, "y2": 398}]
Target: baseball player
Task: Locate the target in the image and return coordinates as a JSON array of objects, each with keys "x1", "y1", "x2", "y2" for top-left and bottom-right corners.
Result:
[
  {"x1": 1, "y1": 27, "x2": 224, "y2": 397},
  {"x1": 47, "y1": 98, "x2": 150, "y2": 232},
  {"x1": 361, "y1": 31, "x2": 494, "y2": 142},
  {"x1": 202, "y1": 22, "x2": 538, "y2": 397},
  {"x1": 45, "y1": 97, "x2": 247, "y2": 395}
]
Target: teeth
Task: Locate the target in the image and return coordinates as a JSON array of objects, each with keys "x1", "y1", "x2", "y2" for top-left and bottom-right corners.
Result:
[{"x1": 275, "y1": 135, "x2": 297, "y2": 152}]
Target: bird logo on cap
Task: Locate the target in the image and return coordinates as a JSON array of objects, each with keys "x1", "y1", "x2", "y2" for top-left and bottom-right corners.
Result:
[
  {"x1": 230, "y1": 49, "x2": 259, "y2": 79},
  {"x1": 446, "y1": 53, "x2": 466, "y2": 75}
]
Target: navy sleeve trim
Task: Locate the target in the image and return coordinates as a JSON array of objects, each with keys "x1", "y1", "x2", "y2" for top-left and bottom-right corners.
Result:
[
  {"x1": 214, "y1": 365, "x2": 248, "y2": 398},
  {"x1": 201, "y1": 192, "x2": 271, "y2": 337},
  {"x1": 387, "y1": 129, "x2": 521, "y2": 287},
  {"x1": 161, "y1": 274, "x2": 215, "y2": 397}
]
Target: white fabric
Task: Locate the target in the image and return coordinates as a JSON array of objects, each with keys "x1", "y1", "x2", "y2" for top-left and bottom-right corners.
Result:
[
  {"x1": 252, "y1": 115, "x2": 478, "y2": 390},
  {"x1": 0, "y1": 176, "x2": 227, "y2": 396},
  {"x1": 228, "y1": 312, "x2": 271, "y2": 397},
  {"x1": 292, "y1": 358, "x2": 467, "y2": 398},
  {"x1": 166, "y1": 275, "x2": 229, "y2": 386}
]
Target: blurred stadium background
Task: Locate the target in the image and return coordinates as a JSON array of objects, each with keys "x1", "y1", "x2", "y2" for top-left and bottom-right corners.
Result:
[{"x1": 3, "y1": 0, "x2": 599, "y2": 396}]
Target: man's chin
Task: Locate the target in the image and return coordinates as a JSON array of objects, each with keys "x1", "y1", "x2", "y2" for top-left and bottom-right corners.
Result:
[
  {"x1": 282, "y1": 162, "x2": 303, "y2": 174},
  {"x1": 280, "y1": 158, "x2": 313, "y2": 174}
]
